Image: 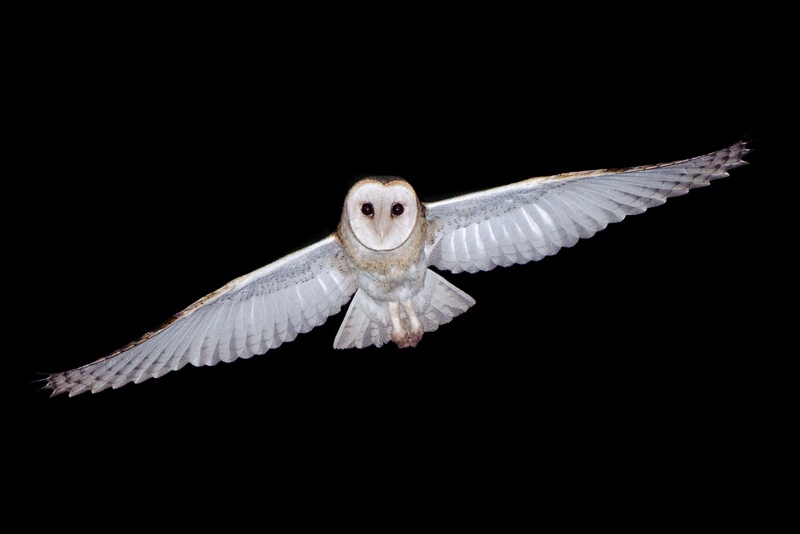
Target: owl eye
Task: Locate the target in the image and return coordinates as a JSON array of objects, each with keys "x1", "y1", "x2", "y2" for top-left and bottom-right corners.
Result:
[
  {"x1": 391, "y1": 203, "x2": 405, "y2": 216},
  {"x1": 361, "y1": 203, "x2": 374, "y2": 217}
]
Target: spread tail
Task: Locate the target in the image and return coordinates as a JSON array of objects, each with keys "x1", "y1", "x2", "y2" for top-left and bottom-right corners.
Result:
[{"x1": 333, "y1": 270, "x2": 475, "y2": 349}]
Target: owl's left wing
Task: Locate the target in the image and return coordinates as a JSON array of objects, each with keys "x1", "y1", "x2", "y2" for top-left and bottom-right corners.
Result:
[
  {"x1": 425, "y1": 141, "x2": 749, "y2": 274},
  {"x1": 44, "y1": 235, "x2": 357, "y2": 396}
]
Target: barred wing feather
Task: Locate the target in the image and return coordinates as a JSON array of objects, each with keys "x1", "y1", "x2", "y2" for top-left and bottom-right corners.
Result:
[
  {"x1": 426, "y1": 141, "x2": 749, "y2": 274},
  {"x1": 45, "y1": 235, "x2": 356, "y2": 396}
]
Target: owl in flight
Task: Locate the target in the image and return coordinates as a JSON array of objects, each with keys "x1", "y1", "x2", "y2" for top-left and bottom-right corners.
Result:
[{"x1": 44, "y1": 141, "x2": 750, "y2": 396}]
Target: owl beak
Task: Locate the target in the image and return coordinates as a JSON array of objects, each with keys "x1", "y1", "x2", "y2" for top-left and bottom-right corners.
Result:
[{"x1": 376, "y1": 213, "x2": 391, "y2": 242}]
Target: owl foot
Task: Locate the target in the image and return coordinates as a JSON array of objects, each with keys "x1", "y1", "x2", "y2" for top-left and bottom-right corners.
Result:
[
  {"x1": 389, "y1": 300, "x2": 424, "y2": 348},
  {"x1": 391, "y1": 328, "x2": 423, "y2": 348}
]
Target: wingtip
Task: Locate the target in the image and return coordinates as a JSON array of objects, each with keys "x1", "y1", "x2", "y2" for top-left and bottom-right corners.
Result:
[
  {"x1": 32, "y1": 373, "x2": 58, "y2": 397},
  {"x1": 34, "y1": 371, "x2": 85, "y2": 398},
  {"x1": 736, "y1": 136, "x2": 755, "y2": 157},
  {"x1": 725, "y1": 139, "x2": 752, "y2": 168}
]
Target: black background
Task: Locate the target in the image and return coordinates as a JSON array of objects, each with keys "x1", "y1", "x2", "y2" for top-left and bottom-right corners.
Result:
[{"x1": 11, "y1": 9, "x2": 788, "y2": 522}]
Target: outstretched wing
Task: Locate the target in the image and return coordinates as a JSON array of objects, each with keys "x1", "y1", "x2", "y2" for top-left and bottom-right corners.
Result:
[
  {"x1": 425, "y1": 141, "x2": 749, "y2": 274},
  {"x1": 45, "y1": 235, "x2": 357, "y2": 396}
]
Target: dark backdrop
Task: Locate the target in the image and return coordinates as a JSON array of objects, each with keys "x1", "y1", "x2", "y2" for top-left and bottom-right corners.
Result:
[{"x1": 12, "y1": 21, "x2": 783, "y2": 519}]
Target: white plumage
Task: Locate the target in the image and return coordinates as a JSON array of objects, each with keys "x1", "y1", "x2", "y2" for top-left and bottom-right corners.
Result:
[
  {"x1": 44, "y1": 141, "x2": 749, "y2": 396},
  {"x1": 426, "y1": 142, "x2": 747, "y2": 273}
]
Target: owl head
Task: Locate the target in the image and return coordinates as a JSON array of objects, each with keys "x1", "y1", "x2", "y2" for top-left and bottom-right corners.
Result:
[{"x1": 343, "y1": 177, "x2": 421, "y2": 251}]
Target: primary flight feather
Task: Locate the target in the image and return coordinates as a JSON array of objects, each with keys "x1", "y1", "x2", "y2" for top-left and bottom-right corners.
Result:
[{"x1": 44, "y1": 141, "x2": 750, "y2": 396}]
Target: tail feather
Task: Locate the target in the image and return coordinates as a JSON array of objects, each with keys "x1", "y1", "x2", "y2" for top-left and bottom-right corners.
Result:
[
  {"x1": 333, "y1": 289, "x2": 391, "y2": 349},
  {"x1": 333, "y1": 270, "x2": 475, "y2": 349},
  {"x1": 415, "y1": 270, "x2": 476, "y2": 332}
]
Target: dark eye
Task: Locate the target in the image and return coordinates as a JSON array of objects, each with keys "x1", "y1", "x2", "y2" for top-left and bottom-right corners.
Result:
[
  {"x1": 391, "y1": 203, "x2": 405, "y2": 216},
  {"x1": 361, "y1": 203, "x2": 374, "y2": 217}
]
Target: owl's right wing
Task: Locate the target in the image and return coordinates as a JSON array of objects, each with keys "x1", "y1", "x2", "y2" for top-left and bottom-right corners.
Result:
[
  {"x1": 425, "y1": 141, "x2": 749, "y2": 274},
  {"x1": 44, "y1": 235, "x2": 357, "y2": 397}
]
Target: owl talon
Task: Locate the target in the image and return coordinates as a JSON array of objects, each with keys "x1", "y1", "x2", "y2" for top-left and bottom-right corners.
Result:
[{"x1": 391, "y1": 329, "x2": 422, "y2": 348}]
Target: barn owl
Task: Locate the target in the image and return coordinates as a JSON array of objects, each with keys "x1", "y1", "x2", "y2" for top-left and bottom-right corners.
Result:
[{"x1": 44, "y1": 141, "x2": 750, "y2": 396}]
